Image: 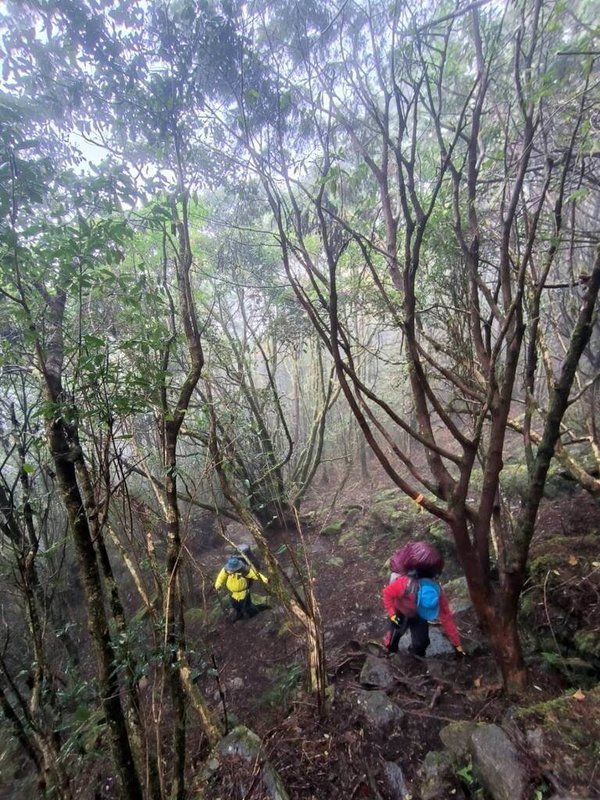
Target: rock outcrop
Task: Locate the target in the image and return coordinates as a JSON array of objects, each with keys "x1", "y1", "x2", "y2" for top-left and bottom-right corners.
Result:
[{"x1": 199, "y1": 725, "x2": 289, "y2": 800}]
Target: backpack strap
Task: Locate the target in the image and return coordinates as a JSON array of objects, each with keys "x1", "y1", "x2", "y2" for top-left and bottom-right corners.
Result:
[
  {"x1": 393, "y1": 576, "x2": 419, "y2": 617},
  {"x1": 406, "y1": 577, "x2": 419, "y2": 599}
]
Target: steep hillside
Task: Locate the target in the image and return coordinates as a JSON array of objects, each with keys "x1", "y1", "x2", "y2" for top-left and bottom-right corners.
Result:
[{"x1": 188, "y1": 477, "x2": 600, "y2": 799}]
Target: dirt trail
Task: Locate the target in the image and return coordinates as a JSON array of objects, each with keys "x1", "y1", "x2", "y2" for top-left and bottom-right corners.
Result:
[{"x1": 190, "y1": 479, "x2": 600, "y2": 798}]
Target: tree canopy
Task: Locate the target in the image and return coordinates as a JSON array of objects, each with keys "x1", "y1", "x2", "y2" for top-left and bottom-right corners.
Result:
[{"x1": 0, "y1": 0, "x2": 599, "y2": 797}]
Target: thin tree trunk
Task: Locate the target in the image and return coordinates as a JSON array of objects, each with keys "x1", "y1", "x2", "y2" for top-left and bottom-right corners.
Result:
[
  {"x1": 164, "y1": 426, "x2": 188, "y2": 800},
  {"x1": 0, "y1": 678, "x2": 74, "y2": 800},
  {"x1": 79, "y1": 464, "x2": 163, "y2": 800},
  {"x1": 34, "y1": 289, "x2": 143, "y2": 800},
  {"x1": 157, "y1": 182, "x2": 218, "y2": 796},
  {"x1": 515, "y1": 250, "x2": 600, "y2": 568},
  {"x1": 48, "y1": 431, "x2": 143, "y2": 800},
  {"x1": 207, "y1": 391, "x2": 328, "y2": 712}
]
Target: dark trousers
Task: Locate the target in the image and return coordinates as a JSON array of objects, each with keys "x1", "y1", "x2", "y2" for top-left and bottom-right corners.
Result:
[
  {"x1": 385, "y1": 615, "x2": 430, "y2": 656},
  {"x1": 230, "y1": 594, "x2": 259, "y2": 619}
]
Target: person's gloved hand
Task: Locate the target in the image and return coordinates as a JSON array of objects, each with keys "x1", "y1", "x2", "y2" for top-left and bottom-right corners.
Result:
[
  {"x1": 390, "y1": 615, "x2": 401, "y2": 627},
  {"x1": 454, "y1": 645, "x2": 466, "y2": 657}
]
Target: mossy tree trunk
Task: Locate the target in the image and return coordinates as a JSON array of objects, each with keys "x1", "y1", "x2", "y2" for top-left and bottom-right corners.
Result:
[
  {"x1": 156, "y1": 182, "x2": 221, "y2": 797},
  {"x1": 38, "y1": 291, "x2": 144, "y2": 800}
]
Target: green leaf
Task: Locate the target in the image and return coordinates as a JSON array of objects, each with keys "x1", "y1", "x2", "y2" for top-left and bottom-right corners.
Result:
[
  {"x1": 244, "y1": 88, "x2": 260, "y2": 103},
  {"x1": 84, "y1": 334, "x2": 105, "y2": 348},
  {"x1": 73, "y1": 706, "x2": 92, "y2": 723}
]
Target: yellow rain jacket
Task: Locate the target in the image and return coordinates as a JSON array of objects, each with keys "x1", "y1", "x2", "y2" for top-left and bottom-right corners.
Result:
[{"x1": 214, "y1": 567, "x2": 268, "y2": 601}]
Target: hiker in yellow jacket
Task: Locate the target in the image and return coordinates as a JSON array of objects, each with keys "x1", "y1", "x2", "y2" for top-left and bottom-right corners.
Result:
[{"x1": 214, "y1": 556, "x2": 268, "y2": 621}]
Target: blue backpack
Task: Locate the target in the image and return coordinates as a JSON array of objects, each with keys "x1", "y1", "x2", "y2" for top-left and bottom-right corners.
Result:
[{"x1": 416, "y1": 578, "x2": 441, "y2": 620}]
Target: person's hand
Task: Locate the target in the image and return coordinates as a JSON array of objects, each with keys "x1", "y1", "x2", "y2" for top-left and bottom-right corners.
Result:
[{"x1": 454, "y1": 645, "x2": 466, "y2": 657}]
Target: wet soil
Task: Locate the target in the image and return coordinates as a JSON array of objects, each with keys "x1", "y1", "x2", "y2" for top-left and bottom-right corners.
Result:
[{"x1": 187, "y1": 478, "x2": 600, "y2": 799}]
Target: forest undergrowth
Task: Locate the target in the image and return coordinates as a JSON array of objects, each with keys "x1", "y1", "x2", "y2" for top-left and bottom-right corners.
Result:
[{"x1": 185, "y1": 466, "x2": 600, "y2": 800}]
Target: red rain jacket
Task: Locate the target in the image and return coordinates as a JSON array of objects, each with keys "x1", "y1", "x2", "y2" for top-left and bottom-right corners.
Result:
[{"x1": 382, "y1": 576, "x2": 461, "y2": 648}]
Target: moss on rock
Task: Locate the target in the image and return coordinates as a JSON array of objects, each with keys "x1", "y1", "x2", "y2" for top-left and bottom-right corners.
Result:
[
  {"x1": 320, "y1": 520, "x2": 343, "y2": 536},
  {"x1": 574, "y1": 629, "x2": 600, "y2": 659},
  {"x1": 515, "y1": 686, "x2": 600, "y2": 797}
]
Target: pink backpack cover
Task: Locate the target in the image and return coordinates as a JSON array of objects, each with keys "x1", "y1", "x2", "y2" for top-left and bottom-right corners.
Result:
[{"x1": 389, "y1": 541, "x2": 444, "y2": 578}]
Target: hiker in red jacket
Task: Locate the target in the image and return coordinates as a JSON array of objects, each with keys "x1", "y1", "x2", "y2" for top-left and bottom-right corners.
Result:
[{"x1": 382, "y1": 541, "x2": 464, "y2": 657}]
